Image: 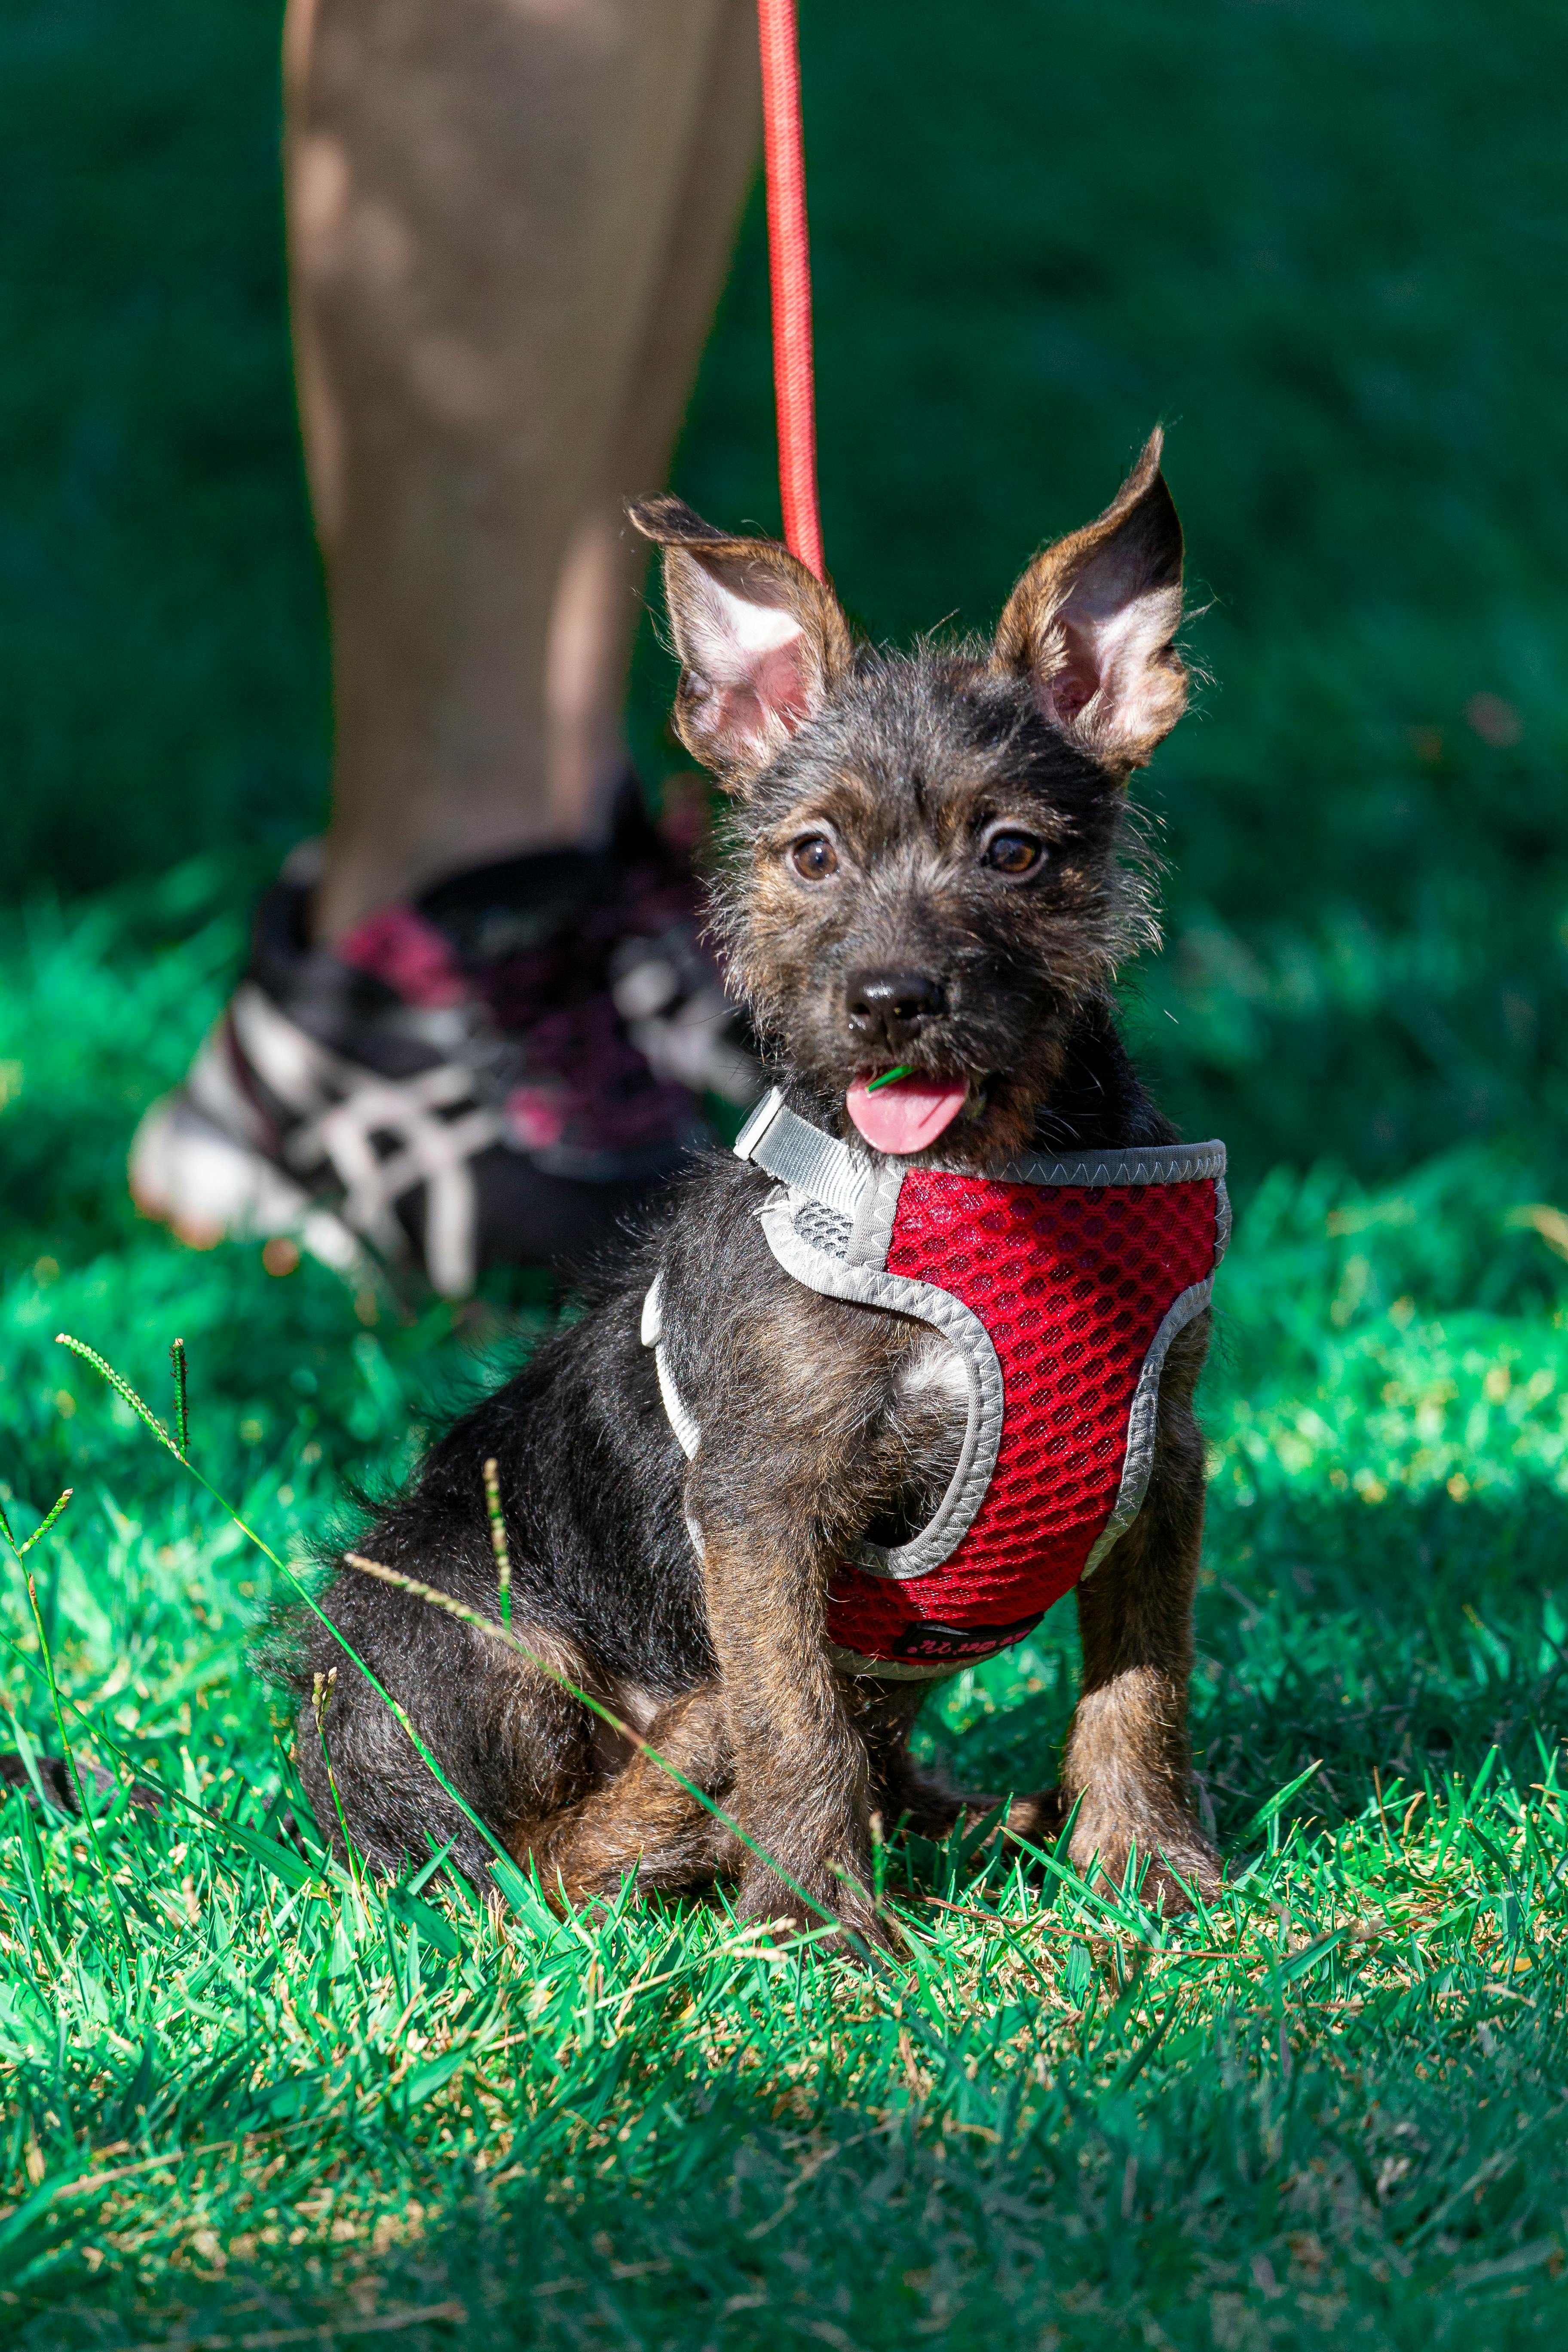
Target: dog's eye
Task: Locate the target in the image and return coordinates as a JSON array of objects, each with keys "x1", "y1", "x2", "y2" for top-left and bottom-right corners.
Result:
[
  {"x1": 982, "y1": 830, "x2": 1044, "y2": 876},
  {"x1": 790, "y1": 833, "x2": 838, "y2": 880}
]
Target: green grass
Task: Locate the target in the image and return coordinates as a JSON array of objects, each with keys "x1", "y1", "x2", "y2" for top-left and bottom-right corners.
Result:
[
  {"x1": 5, "y1": 894, "x2": 1568, "y2": 2344},
  {"x1": 6, "y1": 0, "x2": 1568, "y2": 2341}
]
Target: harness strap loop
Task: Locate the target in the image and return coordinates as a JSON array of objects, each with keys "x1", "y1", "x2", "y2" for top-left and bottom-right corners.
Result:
[{"x1": 732, "y1": 1086, "x2": 871, "y2": 1217}]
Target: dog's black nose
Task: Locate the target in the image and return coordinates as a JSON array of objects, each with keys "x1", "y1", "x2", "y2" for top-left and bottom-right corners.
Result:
[{"x1": 845, "y1": 968, "x2": 945, "y2": 1054}]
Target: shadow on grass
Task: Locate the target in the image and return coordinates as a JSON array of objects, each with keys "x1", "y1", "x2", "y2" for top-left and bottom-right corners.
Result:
[
  {"x1": 21, "y1": 1955, "x2": 1568, "y2": 2352},
  {"x1": 11, "y1": 1482, "x2": 1568, "y2": 2351},
  {"x1": 921, "y1": 1480, "x2": 1568, "y2": 1852}
]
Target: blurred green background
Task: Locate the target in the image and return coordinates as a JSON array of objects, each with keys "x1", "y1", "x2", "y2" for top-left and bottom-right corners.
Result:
[{"x1": 3, "y1": 0, "x2": 1567, "y2": 1186}]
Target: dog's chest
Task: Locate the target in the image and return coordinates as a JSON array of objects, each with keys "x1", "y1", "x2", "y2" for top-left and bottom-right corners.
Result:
[
  {"x1": 885, "y1": 1331, "x2": 968, "y2": 1498},
  {"x1": 647, "y1": 1096, "x2": 1228, "y2": 1678}
]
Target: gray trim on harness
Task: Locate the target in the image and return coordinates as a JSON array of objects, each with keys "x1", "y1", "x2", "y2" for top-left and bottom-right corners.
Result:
[
  {"x1": 998, "y1": 1139, "x2": 1228, "y2": 1188},
  {"x1": 757, "y1": 1193, "x2": 1004, "y2": 1580},
  {"x1": 642, "y1": 1274, "x2": 708, "y2": 1563},
  {"x1": 641, "y1": 1273, "x2": 700, "y2": 1461},
  {"x1": 1081, "y1": 1276, "x2": 1214, "y2": 1578},
  {"x1": 845, "y1": 1157, "x2": 906, "y2": 1271},
  {"x1": 1214, "y1": 1173, "x2": 1233, "y2": 1262},
  {"x1": 639, "y1": 1218, "x2": 1006, "y2": 1586},
  {"x1": 1079, "y1": 1174, "x2": 1230, "y2": 1579}
]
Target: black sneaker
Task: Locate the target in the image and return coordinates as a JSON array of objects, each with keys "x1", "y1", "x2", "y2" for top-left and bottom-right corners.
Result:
[{"x1": 130, "y1": 813, "x2": 761, "y2": 1296}]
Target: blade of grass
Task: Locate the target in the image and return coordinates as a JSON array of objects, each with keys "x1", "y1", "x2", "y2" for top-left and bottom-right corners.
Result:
[
  {"x1": 1239, "y1": 1759, "x2": 1324, "y2": 1843},
  {"x1": 169, "y1": 1336, "x2": 189, "y2": 1457},
  {"x1": 4, "y1": 1704, "x2": 65, "y2": 1817},
  {"x1": 2, "y1": 1493, "x2": 130, "y2": 1949},
  {"x1": 483, "y1": 1455, "x2": 511, "y2": 1631},
  {"x1": 58, "y1": 1332, "x2": 863, "y2": 1956},
  {"x1": 57, "y1": 1331, "x2": 532, "y2": 1888},
  {"x1": 1, "y1": 1630, "x2": 337, "y2": 1897},
  {"x1": 311, "y1": 1666, "x2": 368, "y2": 1903},
  {"x1": 342, "y1": 1551, "x2": 857, "y2": 1946}
]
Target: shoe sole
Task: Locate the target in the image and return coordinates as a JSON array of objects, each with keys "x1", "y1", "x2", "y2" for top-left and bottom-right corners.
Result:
[{"x1": 129, "y1": 1092, "x2": 371, "y2": 1280}]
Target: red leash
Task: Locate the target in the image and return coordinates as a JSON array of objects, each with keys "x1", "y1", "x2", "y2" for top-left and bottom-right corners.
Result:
[{"x1": 756, "y1": 0, "x2": 825, "y2": 580}]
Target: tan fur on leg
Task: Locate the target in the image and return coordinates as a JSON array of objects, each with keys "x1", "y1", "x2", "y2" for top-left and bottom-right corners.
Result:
[
  {"x1": 524, "y1": 1686, "x2": 734, "y2": 1903},
  {"x1": 1061, "y1": 1315, "x2": 1220, "y2": 1911}
]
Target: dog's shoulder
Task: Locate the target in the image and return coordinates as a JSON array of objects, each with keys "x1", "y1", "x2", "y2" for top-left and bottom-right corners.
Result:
[
  {"x1": 653, "y1": 1143, "x2": 912, "y2": 1446},
  {"x1": 654, "y1": 1146, "x2": 810, "y2": 1352}
]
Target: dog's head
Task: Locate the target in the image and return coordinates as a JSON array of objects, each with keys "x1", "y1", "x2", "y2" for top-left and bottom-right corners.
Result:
[{"x1": 630, "y1": 433, "x2": 1186, "y2": 1167}]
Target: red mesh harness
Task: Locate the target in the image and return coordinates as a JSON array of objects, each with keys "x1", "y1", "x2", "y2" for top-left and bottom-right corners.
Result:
[{"x1": 644, "y1": 1091, "x2": 1228, "y2": 1681}]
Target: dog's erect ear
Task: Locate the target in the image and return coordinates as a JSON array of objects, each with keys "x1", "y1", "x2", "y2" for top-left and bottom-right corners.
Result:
[
  {"x1": 628, "y1": 496, "x2": 853, "y2": 788},
  {"x1": 992, "y1": 430, "x2": 1186, "y2": 772}
]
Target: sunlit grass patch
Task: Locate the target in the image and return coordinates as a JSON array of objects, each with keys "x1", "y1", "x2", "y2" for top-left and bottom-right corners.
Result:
[
  {"x1": 3, "y1": 1691, "x2": 1566, "y2": 2345},
  {"x1": 1, "y1": 863, "x2": 1568, "y2": 2341},
  {"x1": 3, "y1": 1105, "x2": 1568, "y2": 2340}
]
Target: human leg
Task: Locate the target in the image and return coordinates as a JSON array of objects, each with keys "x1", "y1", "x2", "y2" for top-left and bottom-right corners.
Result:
[
  {"x1": 132, "y1": 0, "x2": 764, "y2": 1286},
  {"x1": 542, "y1": 0, "x2": 764, "y2": 847},
  {"x1": 285, "y1": 0, "x2": 760, "y2": 940}
]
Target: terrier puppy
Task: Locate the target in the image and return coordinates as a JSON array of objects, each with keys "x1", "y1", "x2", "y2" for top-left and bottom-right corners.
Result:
[{"x1": 292, "y1": 432, "x2": 1227, "y2": 1942}]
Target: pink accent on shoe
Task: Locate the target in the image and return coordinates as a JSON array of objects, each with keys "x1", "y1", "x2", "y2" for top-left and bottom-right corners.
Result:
[
  {"x1": 506, "y1": 1084, "x2": 570, "y2": 1150},
  {"x1": 338, "y1": 906, "x2": 468, "y2": 1008}
]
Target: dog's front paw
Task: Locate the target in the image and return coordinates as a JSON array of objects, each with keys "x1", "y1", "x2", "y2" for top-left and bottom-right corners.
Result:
[
  {"x1": 736, "y1": 1865, "x2": 900, "y2": 1958},
  {"x1": 1136, "y1": 1850, "x2": 1222, "y2": 1915},
  {"x1": 1067, "y1": 1818, "x2": 1221, "y2": 1916}
]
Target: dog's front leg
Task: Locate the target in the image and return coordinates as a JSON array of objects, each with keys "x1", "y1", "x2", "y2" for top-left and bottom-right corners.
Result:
[
  {"x1": 692, "y1": 1505, "x2": 887, "y2": 1952},
  {"x1": 1060, "y1": 1314, "x2": 1222, "y2": 1911}
]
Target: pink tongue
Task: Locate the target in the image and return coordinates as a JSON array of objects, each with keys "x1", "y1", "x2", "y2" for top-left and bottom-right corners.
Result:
[{"x1": 846, "y1": 1075, "x2": 968, "y2": 1154}]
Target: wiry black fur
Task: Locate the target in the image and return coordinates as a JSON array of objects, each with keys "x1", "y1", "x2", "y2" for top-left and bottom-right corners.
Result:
[
  {"x1": 286, "y1": 1220, "x2": 704, "y2": 1884},
  {"x1": 282, "y1": 441, "x2": 1219, "y2": 1927},
  {"x1": 284, "y1": 1012, "x2": 1166, "y2": 1886}
]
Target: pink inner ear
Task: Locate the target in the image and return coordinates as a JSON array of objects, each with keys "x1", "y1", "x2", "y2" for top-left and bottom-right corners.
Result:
[
  {"x1": 753, "y1": 636, "x2": 812, "y2": 726},
  {"x1": 1045, "y1": 622, "x2": 1100, "y2": 724},
  {"x1": 708, "y1": 635, "x2": 812, "y2": 756}
]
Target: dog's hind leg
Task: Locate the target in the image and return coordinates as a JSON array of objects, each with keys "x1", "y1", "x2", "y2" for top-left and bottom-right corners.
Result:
[
  {"x1": 297, "y1": 1600, "x2": 600, "y2": 1887},
  {"x1": 848, "y1": 1678, "x2": 1064, "y2": 1848},
  {"x1": 523, "y1": 1685, "x2": 734, "y2": 1904},
  {"x1": 850, "y1": 1678, "x2": 975, "y2": 1838}
]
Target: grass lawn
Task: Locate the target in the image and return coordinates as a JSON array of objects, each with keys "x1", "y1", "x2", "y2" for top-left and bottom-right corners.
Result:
[{"x1": 5, "y1": 0, "x2": 1568, "y2": 2344}]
